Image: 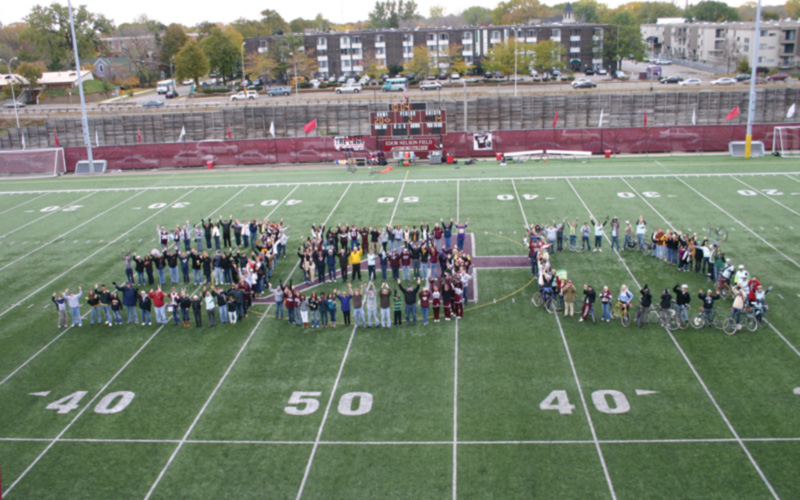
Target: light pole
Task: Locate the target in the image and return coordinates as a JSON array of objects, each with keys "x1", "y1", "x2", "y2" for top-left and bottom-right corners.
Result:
[
  {"x1": 514, "y1": 27, "x2": 518, "y2": 97},
  {"x1": 290, "y1": 52, "x2": 299, "y2": 105},
  {"x1": 170, "y1": 56, "x2": 174, "y2": 80},
  {"x1": 241, "y1": 42, "x2": 246, "y2": 85},
  {"x1": 1, "y1": 57, "x2": 21, "y2": 129},
  {"x1": 67, "y1": 0, "x2": 94, "y2": 168}
]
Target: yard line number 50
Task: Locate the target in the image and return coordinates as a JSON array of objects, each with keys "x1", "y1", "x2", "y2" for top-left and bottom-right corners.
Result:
[{"x1": 284, "y1": 391, "x2": 373, "y2": 416}]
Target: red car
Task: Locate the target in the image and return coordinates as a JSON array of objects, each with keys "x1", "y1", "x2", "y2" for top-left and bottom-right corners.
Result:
[{"x1": 766, "y1": 73, "x2": 790, "y2": 82}]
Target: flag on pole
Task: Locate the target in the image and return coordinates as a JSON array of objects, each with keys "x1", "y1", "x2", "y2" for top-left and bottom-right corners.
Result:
[
  {"x1": 552, "y1": 111, "x2": 559, "y2": 128},
  {"x1": 692, "y1": 108, "x2": 697, "y2": 126},
  {"x1": 304, "y1": 119, "x2": 317, "y2": 134},
  {"x1": 598, "y1": 109, "x2": 604, "y2": 128},
  {"x1": 726, "y1": 106, "x2": 739, "y2": 121},
  {"x1": 54, "y1": 131, "x2": 59, "y2": 147},
  {"x1": 788, "y1": 103, "x2": 796, "y2": 119},
  {"x1": 269, "y1": 121, "x2": 275, "y2": 138},
  {"x1": 95, "y1": 130, "x2": 99, "y2": 147},
  {"x1": 226, "y1": 124, "x2": 232, "y2": 140},
  {"x1": 644, "y1": 112, "x2": 648, "y2": 127},
  {"x1": 137, "y1": 129, "x2": 142, "y2": 144},
  {"x1": 21, "y1": 133, "x2": 26, "y2": 150},
  {"x1": 403, "y1": 85, "x2": 409, "y2": 104},
  {"x1": 178, "y1": 126, "x2": 186, "y2": 142}
]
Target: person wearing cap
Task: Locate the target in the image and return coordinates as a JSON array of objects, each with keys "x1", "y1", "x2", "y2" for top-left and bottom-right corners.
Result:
[
  {"x1": 730, "y1": 284, "x2": 747, "y2": 330},
  {"x1": 562, "y1": 280, "x2": 577, "y2": 318},
  {"x1": 635, "y1": 216, "x2": 647, "y2": 251},
  {"x1": 579, "y1": 284, "x2": 597, "y2": 323},
  {"x1": 698, "y1": 288, "x2": 721, "y2": 328},
  {"x1": 746, "y1": 276, "x2": 761, "y2": 306},
  {"x1": 753, "y1": 285, "x2": 772, "y2": 323},
  {"x1": 609, "y1": 217, "x2": 621, "y2": 252},
  {"x1": 637, "y1": 285, "x2": 652, "y2": 327},
  {"x1": 138, "y1": 291, "x2": 152, "y2": 326},
  {"x1": 673, "y1": 284, "x2": 691, "y2": 324},
  {"x1": 734, "y1": 265, "x2": 749, "y2": 292},
  {"x1": 719, "y1": 258, "x2": 735, "y2": 286}
]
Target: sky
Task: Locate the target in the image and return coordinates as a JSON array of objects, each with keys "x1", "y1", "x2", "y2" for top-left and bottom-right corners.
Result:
[{"x1": 1, "y1": 0, "x2": 788, "y2": 27}]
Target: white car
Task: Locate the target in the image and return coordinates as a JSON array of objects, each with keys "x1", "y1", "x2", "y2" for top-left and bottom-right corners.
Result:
[
  {"x1": 571, "y1": 78, "x2": 590, "y2": 88},
  {"x1": 711, "y1": 77, "x2": 736, "y2": 86},
  {"x1": 335, "y1": 83, "x2": 362, "y2": 94},
  {"x1": 597, "y1": 68, "x2": 607, "y2": 75},
  {"x1": 679, "y1": 78, "x2": 703, "y2": 86},
  {"x1": 181, "y1": 79, "x2": 194, "y2": 85},
  {"x1": 655, "y1": 59, "x2": 672, "y2": 65},
  {"x1": 230, "y1": 90, "x2": 259, "y2": 101},
  {"x1": 450, "y1": 72, "x2": 461, "y2": 80},
  {"x1": 420, "y1": 81, "x2": 442, "y2": 91}
]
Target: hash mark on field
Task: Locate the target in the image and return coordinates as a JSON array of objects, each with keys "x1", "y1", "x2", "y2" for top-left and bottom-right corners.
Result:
[
  {"x1": 24, "y1": 210, "x2": 33, "y2": 213},
  {"x1": 28, "y1": 391, "x2": 50, "y2": 397},
  {"x1": 132, "y1": 207, "x2": 141, "y2": 210},
  {"x1": 26, "y1": 304, "x2": 33, "y2": 309},
  {"x1": 635, "y1": 389, "x2": 659, "y2": 396},
  {"x1": 244, "y1": 203, "x2": 254, "y2": 207},
  {"x1": 794, "y1": 387, "x2": 800, "y2": 395}
]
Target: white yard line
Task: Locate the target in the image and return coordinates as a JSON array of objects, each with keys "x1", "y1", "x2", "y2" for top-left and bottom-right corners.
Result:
[
  {"x1": 3, "y1": 171, "x2": 800, "y2": 195},
  {"x1": 389, "y1": 172, "x2": 409, "y2": 225},
  {"x1": 511, "y1": 179, "x2": 529, "y2": 227},
  {"x1": 663, "y1": 330, "x2": 780, "y2": 499},
  {"x1": 623, "y1": 177, "x2": 800, "y2": 359},
  {"x1": 295, "y1": 325, "x2": 359, "y2": 500},
  {"x1": 0, "y1": 191, "x2": 145, "y2": 274},
  {"x1": 731, "y1": 176, "x2": 800, "y2": 217},
  {"x1": 569, "y1": 178, "x2": 780, "y2": 500},
  {"x1": 0, "y1": 189, "x2": 197, "y2": 322},
  {"x1": 0, "y1": 190, "x2": 98, "y2": 240},
  {"x1": 143, "y1": 307, "x2": 273, "y2": 500},
  {"x1": 553, "y1": 313, "x2": 617, "y2": 500},
  {"x1": 5, "y1": 324, "x2": 167, "y2": 496},
  {"x1": 676, "y1": 176, "x2": 800, "y2": 270},
  {"x1": 472, "y1": 268, "x2": 479, "y2": 303},
  {"x1": 452, "y1": 319, "x2": 459, "y2": 500},
  {"x1": 0, "y1": 192, "x2": 48, "y2": 216}
]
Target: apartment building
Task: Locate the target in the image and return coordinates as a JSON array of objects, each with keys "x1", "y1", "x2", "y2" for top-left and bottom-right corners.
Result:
[
  {"x1": 641, "y1": 19, "x2": 800, "y2": 71},
  {"x1": 245, "y1": 8, "x2": 609, "y2": 80}
]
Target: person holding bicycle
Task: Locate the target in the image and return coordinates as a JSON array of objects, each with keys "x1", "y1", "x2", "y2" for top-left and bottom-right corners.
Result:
[
  {"x1": 637, "y1": 285, "x2": 652, "y2": 328},
  {"x1": 730, "y1": 284, "x2": 746, "y2": 331},
  {"x1": 618, "y1": 284, "x2": 634, "y2": 316},
  {"x1": 579, "y1": 284, "x2": 596, "y2": 323},
  {"x1": 673, "y1": 284, "x2": 691, "y2": 324},
  {"x1": 753, "y1": 285, "x2": 772, "y2": 323},
  {"x1": 698, "y1": 288, "x2": 721, "y2": 328}
]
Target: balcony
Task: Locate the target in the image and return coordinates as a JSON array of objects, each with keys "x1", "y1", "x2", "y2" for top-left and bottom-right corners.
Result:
[
  {"x1": 570, "y1": 35, "x2": 581, "y2": 42},
  {"x1": 375, "y1": 41, "x2": 386, "y2": 48},
  {"x1": 570, "y1": 47, "x2": 580, "y2": 53}
]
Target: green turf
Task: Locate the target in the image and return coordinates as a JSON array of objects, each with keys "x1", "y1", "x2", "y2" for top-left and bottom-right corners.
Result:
[{"x1": 0, "y1": 155, "x2": 798, "y2": 499}]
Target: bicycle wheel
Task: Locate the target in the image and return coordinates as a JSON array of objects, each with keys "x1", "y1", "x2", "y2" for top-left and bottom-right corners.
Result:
[
  {"x1": 716, "y1": 228, "x2": 728, "y2": 243},
  {"x1": 677, "y1": 315, "x2": 690, "y2": 330},
  {"x1": 621, "y1": 311, "x2": 631, "y2": 328},
  {"x1": 648, "y1": 308, "x2": 661, "y2": 326},
  {"x1": 667, "y1": 313, "x2": 680, "y2": 331},
  {"x1": 713, "y1": 313, "x2": 725, "y2": 329},
  {"x1": 531, "y1": 292, "x2": 542, "y2": 307},
  {"x1": 625, "y1": 241, "x2": 638, "y2": 252},
  {"x1": 718, "y1": 283, "x2": 730, "y2": 300},
  {"x1": 544, "y1": 297, "x2": 557, "y2": 314},
  {"x1": 690, "y1": 312, "x2": 706, "y2": 329},
  {"x1": 722, "y1": 318, "x2": 738, "y2": 335},
  {"x1": 744, "y1": 315, "x2": 758, "y2": 332}
]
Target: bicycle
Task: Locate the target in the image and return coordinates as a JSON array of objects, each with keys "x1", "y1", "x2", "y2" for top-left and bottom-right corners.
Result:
[
  {"x1": 653, "y1": 307, "x2": 680, "y2": 330},
  {"x1": 634, "y1": 303, "x2": 652, "y2": 328},
  {"x1": 611, "y1": 301, "x2": 631, "y2": 327},
  {"x1": 691, "y1": 306, "x2": 724, "y2": 329},
  {"x1": 531, "y1": 287, "x2": 558, "y2": 314},
  {"x1": 625, "y1": 239, "x2": 655, "y2": 255},
  {"x1": 715, "y1": 276, "x2": 732, "y2": 300},
  {"x1": 722, "y1": 307, "x2": 758, "y2": 335},
  {"x1": 706, "y1": 222, "x2": 728, "y2": 244},
  {"x1": 672, "y1": 301, "x2": 690, "y2": 330}
]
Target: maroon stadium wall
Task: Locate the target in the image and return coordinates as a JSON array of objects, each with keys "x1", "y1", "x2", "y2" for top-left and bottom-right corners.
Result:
[{"x1": 63, "y1": 124, "x2": 792, "y2": 171}]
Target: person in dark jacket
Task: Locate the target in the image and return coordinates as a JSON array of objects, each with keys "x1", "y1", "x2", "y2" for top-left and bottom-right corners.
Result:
[
  {"x1": 138, "y1": 291, "x2": 152, "y2": 325},
  {"x1": 338, "y1": 248, "x2": 349, "y2": 283},
  {"x1": 166, "y1": 250, "x2": 180, "y2": 284},
  {"x1": 698, "y1": 288, "x2": 721, "y2": 327},
  {"x1": 179, "y1": 292, "x2": 192, "y2": 327},
  {"x1": 114, "y1": 281, "x2": 139, "y2": 324},
  {"x1": 214, "y1": 287, "x2": 229, "y2": 323},
  {"x1": 637, "y1": 285, "x2": 652, "y2": 328},
  {"x1": 396, "y1": 278, "x2": 421, "y2": 325},
  {"x1": 579, "y1": 284, "x2": 596, "y2": 323},
  {"x1": 133, "y1": 254, "x2": 146, "y2": 285},
  {"x1": 191, "y1": 294, "x2": 203, "y2": 327},
  {"x1": 144, "y1": 254, "x2": 155, "y2": 285},
  {"x1": 673, "y1": 284, "x2": 691, "y2": 324},
  {"x1": 179, "y1": 252, "x2": 191, "y2": 284}
]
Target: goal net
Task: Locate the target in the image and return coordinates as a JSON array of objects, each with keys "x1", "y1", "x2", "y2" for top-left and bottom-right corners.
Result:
[
  {"x1": 0, "y1": 148, "x2": 66, "y2": 177},
  {"x1": 772, "y1": 126, "x2": 800, "y2": 158}
]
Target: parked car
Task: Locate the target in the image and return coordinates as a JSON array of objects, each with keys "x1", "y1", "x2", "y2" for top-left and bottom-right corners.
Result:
[
  {"x1": 335, "y1": 83, "x2": 362, "y2": 94},
  {"x1": 711, "y1": 77, "x2": 737, "y2": 86},
  {"x1": 450, "y1": 72, "x2": 461, "y2": 79},
  {"x1": 767, "y1": 73, "x2": 790, "y2": 82},
  {"x1": 337, "y1": 75, "x2": 348, "y2": 83},
  {"x1": 165, "y1": 89, "x2": 179, "y2": 99},
  {"x1": 141, "y1": 101, "x2": 163, "y2": 108},
  {"x1": 3, "y1": 100, "x2": 25, "y2": 108},
  {"x1": 571, "y1": 78, "x2": 590, "y2": 88},
  {"x1": 266, "y1": 87, "x2": 292, "y2": 96},
  {"x1": 655, "y1": 59, "x2": 672, "y2": 65},
  {"x1": 420, "y1": 81, "x2": 443, "y2": 91},
  {"x1": 678, "y1": 78, "x2": 703, "y2": 86},
  {"x1": 573, "y1": 80, "x2": 597, "y2": 89},
  {"x1": 597, "y1": 68, "x2": 608, "y2": 75},
  {"x1": 614, "y1": 70, "x2": 627, "y2": 79},
  {"x1": 660, "y1": 75, "x2": 683, "y2": 84},
  {"x1": 309, "y1": 79, "x2": 321, "y2": 88},
  {"x1": 735, "y1": 74, "x2": 751, "y2": 82},
  {"x1": 181, "y1": 79, "x2": 194, "y2": 85},
  {"x1": 230, "y1": 90, "x2": 259, "y2": 101},
  {"x1": 584, "y1": 68, "x2": 594, "y2": 75}
]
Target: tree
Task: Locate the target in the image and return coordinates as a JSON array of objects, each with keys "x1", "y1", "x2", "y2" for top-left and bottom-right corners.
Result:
[
  {"x1": 603, "y1": 13, "x2": 646, "y2": 69},
  {"x1": 403, "y1": 45, "x2": 433, "y2": 78},
  {"x1": 688, "y1": 1, "x2": 740, "y2": 22},
  {"x1": 449, "y1": 47, "x2": 469, "y2": 75},
  {"x1": 368, "y1": 0, "x2": 420, "y2": 29},
  {"x1": 429, "y1": 5, "x2": 445, "y2": 18},
  {"x1": 261, "y1": 9, "x2": 289, "y2": 35},
  {"x1": 174, "y1": 39, "x2": 209, "y2": 85},
  {"x1": 573, "y1": 0, "x2": 608, "y2": 23},
  {"x1": 289, "y1": 18, "x2": 312, "y2": 34},
  {"x1": 21, "y1": 3, "x2": 114, "y2": 70},
  {"x1": 762, "y1": 11, "x2": 780, "y2": 20},
  {"x1": 614, "y1": 1, "x2": 683, "y2": 25},
  {"x1": 16, "y1": 61, "x2": 44, "y2": 88},
  {"x1": 200, "y1": 27, "x2": 242, "y2": 82},
  {"x1": 485, "y1": 39, "x2": 536, "y2": 76},
  {"x1": 492, "y1": 0, "x2": 553, "y2": 25},
  {"x1": 788, "y1": 0, "x2": 800, "y2": 18},
  {"x1": 532, "y1": 39, "x2": 566, "y2": 75},
  {"x1": 161, "y1": 24, "x2": 188, "y2": 66},
  {"x1": 461, "y1": 6, "x2": 493, "y2": 25},
  {"x1": 246, "y1": 51, "x2": 278, "y2": 82},
  {"x1": 736, "y1": 58, "x2": 750, "y2": 74}
]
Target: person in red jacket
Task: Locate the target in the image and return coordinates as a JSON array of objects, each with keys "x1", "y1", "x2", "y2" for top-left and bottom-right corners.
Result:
[
  {"x1": 442, "y1": 282, "x2": 453, "y2": 320},
  {"x1": 148, "y1": 287, "x2": 168, "y2": 325},
  {"x1": 746, "y1": 276, "x2": 761, "y2": 305},
  {"x1": 453, "y1": 284, "x2": 464, "y2": 318},
  {"x1": 419, "y1": 286, "x2": 431, "y2": 325}
]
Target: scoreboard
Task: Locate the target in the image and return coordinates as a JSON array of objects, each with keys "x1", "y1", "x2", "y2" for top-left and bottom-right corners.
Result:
[{"x1": 369, "y1": 102, "x2": 447, "y2": 137}]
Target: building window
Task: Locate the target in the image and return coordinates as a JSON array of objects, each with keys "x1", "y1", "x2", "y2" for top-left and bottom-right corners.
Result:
[
  {"x1": 428, "y1": 33, "x2": 436, "y2": 41},
  {"x1": 403, "y1": 34, "x2": 413, "y2": 42},
  {"x1": 341, "y1": 48, "x2": 350, "y2": 55},
  {"x1": 352, "y1": 36, "x2": 361, "y2": 43},
  {"x1": 376, "y1": 47, "x2": 385, "y2": 55},
  {"x1": 439, "y1": 33, "x2": 448, "y2": 41},
  {"x1": 318, "y1": 38, "x2": 327, "y2": 46},
  {"x1": 759, "y1": 43, "x2": 766, "y2": 50},
  {"x1": 317, "y1": 49, "x2": 327, "y2": 56},
  {"x1": 716, "y1": 29, "x2": 725, "y2": 37},
  {"x1": 784, "y1": 31, "x2": 796, "y2": 41},
  {"x1": 744, "y1": 37, "x2": 750, "y2": 43},
  {"x1": 551, "y1": 29, "x2": 560, "y2": 38},
  {"x1": 319, "y1": 61, "x2": 328, "y2": 68},
  {"x1": 784, "y1": 44, "x2": 795, "y2": 53},
  {"x1": 570, "y1": 41, "x2": 580, "y2": 47},
  {"x1": 376, "y1": 35, "x2": 384, "y2": 42},
  {"x1": 527, "y1": 29, "x2": 536, "y2": 38},
  {"x1": 571, "y1": 29, "x2": 581, "y2": 36},
  {"x1": 491, "y1": 30, "x2": 501, "y2": 40},
  {"x1": 341, "y1": 36, "x2": 350, "y2": 44},
  {"x1": 462, "y1": 32, "x2": 472, "y2": 40}
]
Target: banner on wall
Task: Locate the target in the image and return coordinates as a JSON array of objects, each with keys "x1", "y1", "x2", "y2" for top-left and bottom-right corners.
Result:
[
  {"x1": 334, "y1": 136, "x2": 366, "y2": 151},
  {"x1": 473, "y1": 132, "x2": 493, "y2": 151},
  {"x1": 381, "y1": 138, "x2": 438, "y2": 152}
]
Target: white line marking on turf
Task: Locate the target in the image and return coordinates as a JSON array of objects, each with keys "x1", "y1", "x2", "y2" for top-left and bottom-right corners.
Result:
[
  {"x1": 553, "y1": 313, "x2": 617, "y2": 500},
  {"x1": 452, "y1": 318, "x2": 459, "y2": 500},
  {"x1": 664, "y1": 329, "x2": 780, "y2": 499},
  {"x1": 0, "y1": 191, "x2": 98, "y2": 240},
  {"x1": 0, "y1": 192, "x2": 48, "y2": 216},
  {"x1": 794, "y1": 387, "x2": 800, "y2": 395},
  {"x1": 5, "y1": 324, "x2": 167, "y2": 496},
  {"x1": 28, "y1": 391, "x2": 50, "y2": 397},
  {"x1": 295, "y1": 324, "x2": 359, "y2": 500},
  {"x1": 676, "y1": 177, "x2": 800, "y2": 270},
  {"x1": 0, "y1": 191, "x2": 145, "y2": 274},
  {"x1": 731, "y1": 176, "x2": 800, "y2": 217},
  {"x1": 635, "y1": 390, "x2": 659, "y2": 396},
  {"x1": 143, "y1": 308, "x2": 273, "y2": 500},
  {"x1": 511, "y1": 179, "x2": 529, "y2": 227},
  {"x1": 389, "y1": 173, "x2": 409, "y2": 226},
  {"x1": 0, "y1": 189, "x2": 196, "y2": 323}
]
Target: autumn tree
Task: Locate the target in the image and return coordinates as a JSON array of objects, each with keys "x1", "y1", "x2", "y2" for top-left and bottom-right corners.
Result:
[
  {"x1": 174, "y1": 39, "x2": 209, "y2": 85},
  {"x1": 572, "y1": 0, "x2": 608, "y2": 23},
  {"x1": 402, "y1": 45, "x2": 433, "y2": 78},
  {"x1": 461, "y1": 6, "x2": 493, "y2": 25},
  {"x1": 532, "y1": 39, "x2": 566, "y2": 75},
  {"x1": 485, "y1": 39, "x2": 536, "y2": 76},
  {"x1": 492, "y1": 0, "x2": 553, "y2": 25},
  {"x1": 200, "y1": 27, "x2": 243, "y2": 82},
  {"x1": 16, "y1": 61, "x2": 44, "y2": 88},
  {"x1": 603, "y1": 12, "x2": 646, "y2": 69},
  {"x1": 688, "y1": 0, "x2": 740, "y2": 21},
  {"x1": 161, "y1": 24, "x2": 188, "y2": 66},
  {"x1": 788, "y1": 0, "x2": 800, "y2": 18}
]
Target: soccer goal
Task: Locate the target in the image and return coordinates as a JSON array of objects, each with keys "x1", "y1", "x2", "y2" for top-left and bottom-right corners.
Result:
[
  {"x1": 772, "y1": 126, "x2": 800, "y2": 158},
  {"x1": 728, "y1": 141, "x2": 764, "y2": 157},
  {"x1": 0, "y1": 148, "x2": 66, "y2": 177}
]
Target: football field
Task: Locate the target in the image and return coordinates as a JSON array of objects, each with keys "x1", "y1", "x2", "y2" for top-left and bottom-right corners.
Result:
[{"x1": 0, "y1": 155, "x2": 799, "y2": 499}]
